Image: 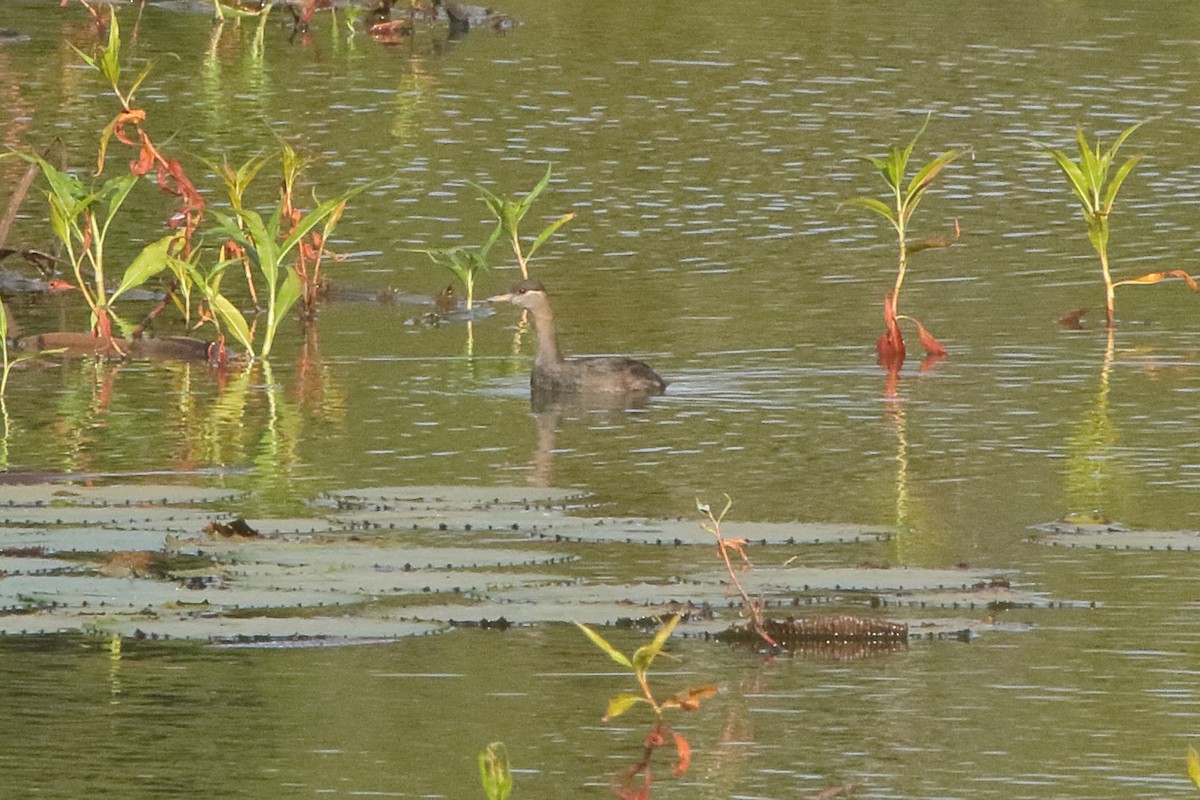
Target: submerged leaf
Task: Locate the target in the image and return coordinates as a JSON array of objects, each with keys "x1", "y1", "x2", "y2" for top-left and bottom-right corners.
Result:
[{"x1": 907, "y1": 219, "x2": 961, "y2": 255}]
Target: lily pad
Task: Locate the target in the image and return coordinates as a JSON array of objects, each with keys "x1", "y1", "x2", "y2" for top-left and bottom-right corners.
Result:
[
  {"x1": 0, "y1": 527, "x2": 177, "y2": 554},
  {"x1": 1032, "y1": 522, "x2": 1200, "y2": 552},
  {"x1": 872, "y1": 585, "x2": 1093, "y2": 610},
  {"x1": 690, "y1": 565, "x2": 1010, "y2": 593},
  {"x1": 0, "y1": 483, "x2": 243, "y2": 507},
  {"x1": 0, "y1": 505, "x2": 218, "y2": 528},
  {"x1": 191, "y1": 541, "x2": 573, "y2": 571},
  {"x1": 319, "y1": 486, "x2": 589, "y2": 509},
  {"x1": 0, "y1": 611, "x2": 444, "y2": 642},
  {"x1": 333, "y1": 506, "x2": 889, "y2": 546}
]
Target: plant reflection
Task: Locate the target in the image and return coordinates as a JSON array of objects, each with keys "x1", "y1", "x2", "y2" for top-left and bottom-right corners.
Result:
[
  {"x1": 882, "y1": 355, "x2": 947, "y2": 564},
  {"x1": 1064, "y1": 329, "x2": 1118, "y2": 519}
]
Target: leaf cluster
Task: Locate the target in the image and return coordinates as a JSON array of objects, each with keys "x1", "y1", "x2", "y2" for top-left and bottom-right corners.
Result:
[
  {"x1": 842, "y1": 114, "x2": 968, "y2": 236},
  {"x1": 1039, "y1": 121, "x2": 1144, "y2": 256}
]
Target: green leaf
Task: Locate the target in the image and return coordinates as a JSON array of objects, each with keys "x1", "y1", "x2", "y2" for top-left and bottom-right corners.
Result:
[
  {"x1": 277, "y1": 184, "x2": 369, "y2": 259},
  {"x1": 101, "y1": 172, "x2": 140, "y2": 225},
  {"x1": 208, "y1": 293, "x2": 254, "y2": 354},
  {"x1": 631, "y1": 614, "x2": 680, "y2": 673},
  {"x1": 527, "y1": 212, "x2": 575, "y2": 261},
  {"x1": 100, "y1": 10, "x2": 121, "y2": 87},
  {"x1": 1102, "y1": 154, "x2": 1143, "y2": 212},
  {"x1": 272, "y1": 268, "x2": 303, "y2": 327},
  {"x1": 1042, "y1": 146, "x2": 1095, "y2": 215},
  {"x1": 604, "y1": 692, "x2": 650, "y2": 720},
  {"x1": 1187, "y1": 744, "x2": 1200, "y2": 789},
  {"x1": 900, "y1": 113, "x2": 932, "y2": 176},
  {"x1": 574, "y1": 621, "x2": 633, "y2": 669},
  {"x1": 126, "y1": 60, "x2": 156, "y2": 106},
  {"x1": 478, "y1": 742, "x2": 512, "y2": 800},
  {"x1": 905, "y1": 148, "x2": 967, "y2": 204},
  {"x1": 110, "y1": 235, "x2": 175, "y2": 303},
  {"x1": 515, "y1": 163, "x2": 554, "y2": 219},
  {"x1": 840, "y1": 197, "x2": 898, "y2": 227}
]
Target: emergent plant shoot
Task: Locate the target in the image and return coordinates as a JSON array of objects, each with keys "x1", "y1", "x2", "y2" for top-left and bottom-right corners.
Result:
[
  {"x1": 843, "y1": 114, "x2": 965, "y2": 369},
  {"x1": 211, "y1": 149, "x2": 366, "y2": 359},
  {"x1": 1039, "y1": 122, "x2": 1197, "y2": 327},
  {"x1": 478, "y1": 742, "x2": 513, "y2": 800},
  {"x1": 472, "y1": 164, "x2": 574, "y2": 279},
  {"x1": 575, "y1": 615, "x2": 718, "y2": 797}
]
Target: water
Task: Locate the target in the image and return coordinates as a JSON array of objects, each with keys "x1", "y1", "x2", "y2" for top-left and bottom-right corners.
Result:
[{"x1": 1, "y1": 1, "x2": 1200, "y2": 797}]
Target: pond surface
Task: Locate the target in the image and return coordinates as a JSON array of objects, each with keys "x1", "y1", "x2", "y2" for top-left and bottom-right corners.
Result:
[{"x1": 2, "y1": 1, "x2": 1200, "y2": 798}]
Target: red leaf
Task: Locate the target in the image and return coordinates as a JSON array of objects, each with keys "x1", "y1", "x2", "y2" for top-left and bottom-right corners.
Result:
[
  {"x1": 912, "y1": 318, "x2": 947, "y2": 357},
  {"x1": 670, "y1": 729, "x2": 691, "y2": 776}
]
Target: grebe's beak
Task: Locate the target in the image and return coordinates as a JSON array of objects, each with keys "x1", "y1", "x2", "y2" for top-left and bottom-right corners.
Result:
[{"x1": 486, "y1": 292, "x2": 513, "y2": 303}]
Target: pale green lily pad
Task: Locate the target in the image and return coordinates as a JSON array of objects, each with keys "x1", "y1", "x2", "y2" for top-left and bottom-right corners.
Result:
[
  {"x1": 872, "y1": 586, "x2": 1093, "y2": 610},
  {"x1": 227, "y1": 565, "x2": 563, "y2": 597},
  {"x1": 0, "y1": 555, "x2": 79, "y2": 574},
  {"x1": 0, "y1": 611, "x2": 443, "y2": 642},
  {"x1": 0, "y1": 483, "x2": 243, "y2": 507},
  {"x1": 175, "y1": 517, "x2": 350, "y2": 536},
  {"x1": 691, "y1": 565, "x2": 1010, "y2": 593},
  {"x1": 334, "y1": 507, "x2": 889, "y2": 546},
  {"x1": 0, "y1": 527, "x2": 175, "y2": 553},
  {"x1": 0, "y1": 574, "x2": 206, "y2": 610},
  {"x1": 319, "y1": 486, "x2": 588, "y2": 508},
  {"x1": 1033, "y1": 522, "x2": 1200, "y2": 551},
  {"x1": 191, "y1": 542, "x2": 573, "y2": 570},
  {"x1": 0, "y1": 506, "x2": 217, "y2": 528}
]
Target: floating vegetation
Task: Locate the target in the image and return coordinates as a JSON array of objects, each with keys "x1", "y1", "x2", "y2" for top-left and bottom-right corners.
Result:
[
  {"x1": 1032, "y1": 520, "x2": 1200, "y2": 552},
  {"x1": 0, "y1": 482, "x2": 1077, "y2": 643}
]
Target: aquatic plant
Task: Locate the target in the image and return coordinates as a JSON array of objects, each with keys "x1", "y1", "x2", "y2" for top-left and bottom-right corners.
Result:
[
  {"x1": 74, "y1": 10, "x2": 206, "y2": 255},
  {"x1": 478, "y1": 742, "x2": 513, "y2": 800},
  {"x1": 1039, "y1": 122, "x2": 1197, "y2": 328},
  {"x1": 412, "y1": 239, "x2": 497, "y2": 311},
  {"x1": 473, "y1": 165, "x2": 574, "y2": 279},
  {"x1": 1189, "y1": 744, "x2": 1200, "y2": 791},
  {"x1": 842, "y1": 114, "x2": 965, "y2": 369},
  {"x1": 575, "y1": 615, "x2": 718, "y2": 798},
  {"x1": 697, "y1": 494, "x2": 775, "y2": 648},
  {"x1": 10, "y1": 9, "x2": 211, "y2": 346},
  {"x1": 210, "y1": 147, "x2": 366, "y2": 358},
  {"x1": 18, "y1": 157, "x2": 133, "y2": 340}
]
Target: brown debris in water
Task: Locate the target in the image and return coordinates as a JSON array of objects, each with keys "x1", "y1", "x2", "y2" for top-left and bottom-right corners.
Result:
[
  {"x1": 98, "y1": 550, "x2": 167, "y2": 579},
  {"x1": 205, "y1": 518, "x2": 262, "y2": 540}
]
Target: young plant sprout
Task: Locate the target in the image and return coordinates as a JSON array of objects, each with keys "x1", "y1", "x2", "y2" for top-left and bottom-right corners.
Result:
[
  {"x1": 472, "y1": 164, "x2": 574, "y2": 280},
  {"x1": 842, "y1": 114, "x2": 966, "y2": 370},
  {"x1": 1039, "y1": 121, "x2": 1197, "y2": 327},
  {"x1": 478, "y1": 742, "x2": 512, "y2": 800},
  {"x1": 574, "y1": 615, "x2": 718, "y2": 798}
]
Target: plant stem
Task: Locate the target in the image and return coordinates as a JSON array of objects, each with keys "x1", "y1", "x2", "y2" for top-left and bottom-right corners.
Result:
[
  {"x1": 512, "y1": 232, "x2": 529, "y2": 280},
  {"x1": 1099, "y1": 247, "x2": 1116, "y2": 328},
  {"x1": 891, "y1": 187, "x2": 907, "y2": 314}
]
